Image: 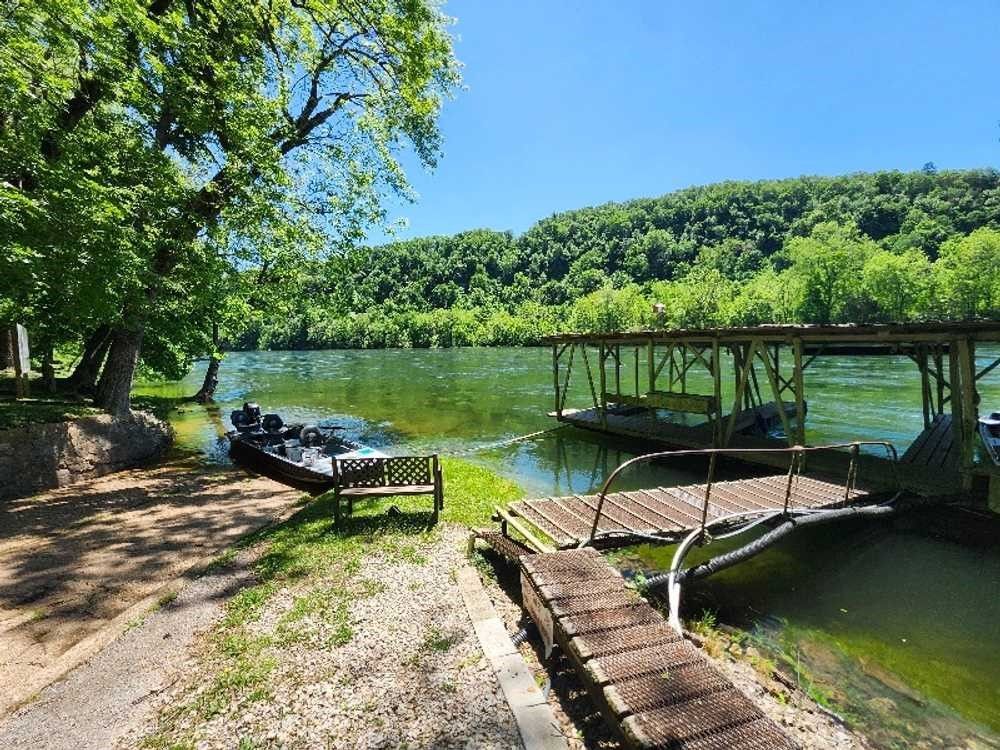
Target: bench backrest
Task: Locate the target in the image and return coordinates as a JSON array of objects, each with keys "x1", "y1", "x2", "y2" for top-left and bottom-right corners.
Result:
[{"x1": 334, "y1": 455, "x2": 439, "y2": 489}]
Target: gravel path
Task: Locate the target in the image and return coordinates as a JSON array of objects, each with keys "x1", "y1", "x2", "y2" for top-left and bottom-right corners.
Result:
[
  {"x1": 0, "y1": 457, "x2": 303, "y2": 717},
  {"x1": 126, "y1": 524, "x2": 522, "y2": 749},
  {"x1": 0, "y1": 549, "x2": 259, "y2": 749}
]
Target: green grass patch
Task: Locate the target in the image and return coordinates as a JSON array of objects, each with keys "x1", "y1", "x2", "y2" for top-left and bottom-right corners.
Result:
[
  {"x1": 439, "y1": 457, "x2": 524, "y2": 525},
  {"x1": 420, "y1": 624, "x2": 461, "y2": 653},
  {"x1": 156, "y1": 591, "x2": 178, "y2": 608},
  {"x1": 0, "y1": 399, "x2": 102, "y2": 430}
]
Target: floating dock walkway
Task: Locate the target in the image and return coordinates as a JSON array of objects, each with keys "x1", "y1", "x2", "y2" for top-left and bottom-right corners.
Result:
[
  {"x1": 500, "y1": 472, "x2": 874, "y2": 550},
  {"x1": 519, "y1": 548, "x2": 797, "y2": 749}
]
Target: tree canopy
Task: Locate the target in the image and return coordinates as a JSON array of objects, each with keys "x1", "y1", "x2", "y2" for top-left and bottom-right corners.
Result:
[{"x1": 1, "y1": 0, "x2": 460, "y2": 411}]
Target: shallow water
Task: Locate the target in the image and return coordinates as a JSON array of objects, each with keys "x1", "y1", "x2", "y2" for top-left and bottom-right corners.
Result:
[{"x1": 137, "y1": 346, "x2": 1000, "y2": 746}]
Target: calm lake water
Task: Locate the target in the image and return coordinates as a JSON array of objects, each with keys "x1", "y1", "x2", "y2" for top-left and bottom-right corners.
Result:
[{"x1": 137, "y1": 347, "x2": 1000, "y2": 748}]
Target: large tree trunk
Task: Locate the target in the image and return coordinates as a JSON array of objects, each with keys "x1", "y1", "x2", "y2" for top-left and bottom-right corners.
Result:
[
  {"x1": 193, "y1": 356, "x2": 220, "y2": 403},
  {"x1": 191, "y1": 322, "x2": 221, "y2": 403},
  {"x1": 95, "y1": 328, "x2": 144, "y2": 417},
  {"x1": 67, "y1": 325, "x2": 112, "y2": 393}
]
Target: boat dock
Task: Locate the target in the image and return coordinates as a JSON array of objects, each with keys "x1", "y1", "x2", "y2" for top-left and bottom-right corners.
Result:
[
  {"x1": 478, "y1": 444, "x2": 913, "y2": 748},
  {"x1": 546, "y1": 322, "x2": 1000, "y2": 494}
]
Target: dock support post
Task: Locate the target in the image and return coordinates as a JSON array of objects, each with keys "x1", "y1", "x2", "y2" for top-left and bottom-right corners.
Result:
[
  {"x1": 552, "y1": 344, "x2": 561, "y2": 417},
  {"x1": 956, "y1": 337, "x2": 977, "y2": 490},
  {"x1": 581, "y1": 344, "x2": 598, "y2": 411},
  {"x1": 792, "y1": 338, "x2": 807, "y2": 448},
  {"x1": 935, "y1": 346, "x2": 946, "y2": 416},
  {"x1": 647, "y1": 339, "x2": 655, "y2": 393},
  {"x1": 598, "y1": 342, "x2": 608, "y2": 428},
  {"x1": 760, "y1": 344, "x2": 794, "y2": 446},
  {"x1": 948, "y1": 342, "x2": 966, "y2": 486},
  {"x1": 614, "y1": 343, "x2": 621, "y2": 398},
  {"x1": 634, "y1": 346, "x2": 640, "y2": 397},
  {"x1": 725, "y1": 342, "x2": 755, "y2": 446},
  {"x1": 918, "y1": 345, "x2": 932, "y2": 429},
  {"x1": 712, "y1": 339, "x2": 722, "y2": 447}
]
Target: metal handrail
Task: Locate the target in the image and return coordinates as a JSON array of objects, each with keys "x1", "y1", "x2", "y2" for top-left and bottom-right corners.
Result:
[{"x1": 585, "y1": 441, "x2": 900, "y2": 545}]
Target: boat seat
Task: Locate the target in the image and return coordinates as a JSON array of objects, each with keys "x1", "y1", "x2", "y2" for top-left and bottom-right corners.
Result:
[{"x1": 332, "y1": 455, "x2": 443, "y2": 525}]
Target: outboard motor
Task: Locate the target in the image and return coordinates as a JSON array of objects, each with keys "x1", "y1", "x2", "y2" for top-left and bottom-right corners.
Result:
[{"x1": 230, "y1": 402, "x2": 263, "y2": 431}]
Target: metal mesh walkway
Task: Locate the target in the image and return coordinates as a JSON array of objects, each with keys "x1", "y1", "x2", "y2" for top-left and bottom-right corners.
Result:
[
  {"x1": 508, "y1": 473, "x2": 871, "y2": 549},
  {"x1": 520, "y1": 548, "x2": 797, "y2": 749}
]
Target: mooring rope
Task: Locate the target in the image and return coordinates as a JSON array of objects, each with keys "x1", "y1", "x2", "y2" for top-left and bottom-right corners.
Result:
[{"x1": 444, "y1": 425, "x2": 567, "y2": 457}]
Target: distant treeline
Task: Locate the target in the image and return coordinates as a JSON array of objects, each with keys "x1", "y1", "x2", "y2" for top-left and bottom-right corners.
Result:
[{"x1": 234, "y1": 169, "x2": 1000, "y2": 349}]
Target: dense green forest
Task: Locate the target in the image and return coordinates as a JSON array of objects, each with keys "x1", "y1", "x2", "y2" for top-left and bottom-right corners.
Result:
[{"x1": 236, "y1": 168, "x2": 1000, "y2": 350}]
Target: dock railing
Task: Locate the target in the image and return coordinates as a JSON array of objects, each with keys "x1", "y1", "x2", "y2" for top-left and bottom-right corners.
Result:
[{"x1": 586, "y1": 441, "x2": 900, "y2": 546}]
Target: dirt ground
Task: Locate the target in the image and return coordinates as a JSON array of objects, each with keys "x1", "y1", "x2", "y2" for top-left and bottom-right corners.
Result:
[{"x1": 0, "y1": 458, "x2": 304, "y2": 717}]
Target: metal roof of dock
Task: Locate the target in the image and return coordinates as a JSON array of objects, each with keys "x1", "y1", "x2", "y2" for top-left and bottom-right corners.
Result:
[{"x1": 543, "y1": 320, "x2": 1000, "y2": 347}]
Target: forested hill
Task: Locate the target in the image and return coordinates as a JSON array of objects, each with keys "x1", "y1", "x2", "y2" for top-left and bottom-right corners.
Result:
[{"x1": 240, "y1": 168, "x2": 1000, "y2": 350}]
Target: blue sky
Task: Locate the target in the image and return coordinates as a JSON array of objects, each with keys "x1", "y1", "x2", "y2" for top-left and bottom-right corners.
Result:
[{"x1": 379, "y1": 0, "x2": 999, "y2": 241}]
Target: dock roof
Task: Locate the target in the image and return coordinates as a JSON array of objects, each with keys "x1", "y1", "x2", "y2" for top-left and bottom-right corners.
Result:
[{"x1": 543, "y1": 321, "x2": 1000, "y2": 346}]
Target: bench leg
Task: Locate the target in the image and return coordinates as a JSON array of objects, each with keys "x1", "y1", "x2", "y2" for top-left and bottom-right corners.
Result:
[
  {"x1": 334, "y1": 491, "x2": 341, "y2": 527},
  {"x1": 347, "y1": 496, "x2": 354, "y2": 516}
]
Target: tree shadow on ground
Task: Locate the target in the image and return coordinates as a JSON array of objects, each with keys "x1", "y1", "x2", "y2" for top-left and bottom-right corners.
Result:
[{"x1": 0, "y1": 460, "x2": 302, "y2": 690}]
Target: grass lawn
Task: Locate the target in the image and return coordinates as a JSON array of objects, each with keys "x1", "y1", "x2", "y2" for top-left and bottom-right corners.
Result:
[
  {"x1": 141, "y1": 457, "x2": 523, "y2": 748},
  {"x1": 0, "y1": 399, "x2": 103, "y2": 430},
  {"x1": 0, "y1": 369, "x2": 179, "y2": 429}
]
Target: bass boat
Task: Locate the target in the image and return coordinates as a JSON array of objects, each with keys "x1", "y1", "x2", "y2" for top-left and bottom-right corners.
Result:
[{"x1": 227, "y1": 402, "x2": 384, "y2": 489}]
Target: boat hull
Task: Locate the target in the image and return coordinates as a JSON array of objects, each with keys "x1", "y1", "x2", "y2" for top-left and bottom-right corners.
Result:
[{"x1": 228, "y1": 436, "x2": 337, "y2": 490}]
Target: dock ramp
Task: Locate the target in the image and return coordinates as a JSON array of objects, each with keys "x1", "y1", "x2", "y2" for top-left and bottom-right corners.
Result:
[{"x1": 519, "y1": 548, "x2": 796, "y2": 749}]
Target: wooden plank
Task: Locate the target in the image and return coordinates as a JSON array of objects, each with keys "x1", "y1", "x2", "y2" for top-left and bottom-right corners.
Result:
[
  {"x1": 617, "y1": 491, "x2": 688, "y2": 532},
  {"x1": 901, "y1": 414, "x2": 944, "y2": 463},
  {"x1": 552, "y1": 495, "x2": 628, "y2": 534},
  {"x1": 495, "y1": 507, "x2": 556, "y2": 554},
  {"x1": 701, "y1": 482, "x2": 776, "y2": 513},
  {"x1": 525, "y1": 498, "x2": 593, "y2": 539},
  {"x1": 631, "y1": 488, "x2": 705, "y2": 528},
  {"x1": 510, "y1": 502, "x2": 576, "y2": 548},
  {"x1": 908, "y1": 415, "x2": 951, "y2": 466},
  {"x1": 749, "y1": 475, "x2": 841, "y2": 508}
]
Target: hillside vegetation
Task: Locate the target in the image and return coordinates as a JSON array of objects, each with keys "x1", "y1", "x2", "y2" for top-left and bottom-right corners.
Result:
[{"x1": 238, "y1": 168, "x2": 1000, "y2": 350}]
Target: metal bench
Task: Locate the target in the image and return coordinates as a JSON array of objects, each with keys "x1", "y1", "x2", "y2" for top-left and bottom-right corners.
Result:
[{"x1": 332, "y1": 454, "x2": 443, "y2": 525}]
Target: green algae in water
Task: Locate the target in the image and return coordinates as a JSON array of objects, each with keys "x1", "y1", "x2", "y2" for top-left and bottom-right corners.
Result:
[{"x1": 615, "y1": 514, "x2": 1000, "y2": 746}]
